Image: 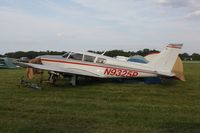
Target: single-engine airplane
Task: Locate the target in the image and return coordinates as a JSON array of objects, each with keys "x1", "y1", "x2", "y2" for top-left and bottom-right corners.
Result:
[{"x1": 16, "y1": 44, "x2": 185, "y2": 86}]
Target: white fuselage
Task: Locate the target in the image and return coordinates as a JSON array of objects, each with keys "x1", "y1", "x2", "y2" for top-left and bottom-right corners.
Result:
[{"x1": 39, "y1": 52, "x2": 158, "y2": 78}]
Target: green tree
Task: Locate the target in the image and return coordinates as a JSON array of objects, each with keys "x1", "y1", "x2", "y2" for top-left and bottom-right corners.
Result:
[
  {"x1": 191, "y1": 53, "x2": 200, "y2": 60},
  {"x1": 179, "y1": 53, "x2": 190, "y2": 60}
]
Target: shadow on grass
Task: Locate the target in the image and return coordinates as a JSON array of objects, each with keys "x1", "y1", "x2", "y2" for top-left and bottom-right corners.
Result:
[
  {"x1": 55, "y1": 77, "x2": 145, "y2": 88},
  {"x1": 38, "y1": 77, "x2": 115, "y2": 91},
  {"x1": 28, "y1": 76, "x2": 179, "y2": 91},
  {"x1": 160, "y1": 122, "x2": 200, "y2": 133}
]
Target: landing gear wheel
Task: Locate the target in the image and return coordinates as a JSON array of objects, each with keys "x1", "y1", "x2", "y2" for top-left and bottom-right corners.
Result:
[{"x1": 48, "y1": 71, "x2": 60, "y2": 84}]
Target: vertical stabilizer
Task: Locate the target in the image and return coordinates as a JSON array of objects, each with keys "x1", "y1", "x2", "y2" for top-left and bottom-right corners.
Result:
[{"x1": 148, "y1": 44, "x2": 183, "y2": 76}]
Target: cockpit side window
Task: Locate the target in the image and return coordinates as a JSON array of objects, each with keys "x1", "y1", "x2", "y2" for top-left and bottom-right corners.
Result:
[
  {"x1": 62, "y1": 52, "x2": 70, "y2": 58},
  {"x1": 83, "y1": 55, "x2": 95, "y2": 63},
  {"x1": 96, "y1": 58, "x2": 106, "y2": 64},
  {"x1": 68, "y1": 53, "x2": 83, "y2": 61}
]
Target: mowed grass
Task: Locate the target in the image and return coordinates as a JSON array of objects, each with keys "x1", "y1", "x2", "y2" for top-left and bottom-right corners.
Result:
[{"x1": 0, "y1": 63, "x2": 200, "y2": 133}]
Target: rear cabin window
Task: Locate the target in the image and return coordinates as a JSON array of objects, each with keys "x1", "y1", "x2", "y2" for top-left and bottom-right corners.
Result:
[
  {"x1": 68, "y1": 53, "x2": 83, "y2": 61},
  {"x1": 96, "y1": 58, "x2": 106, "y2": 64},
  {"x1": 84, "y1": 55, "x2": 95, "y2": 63}
]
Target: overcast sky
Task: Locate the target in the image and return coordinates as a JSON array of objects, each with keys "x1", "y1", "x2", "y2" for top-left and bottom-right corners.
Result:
[{"x1": 0, "y1": 0, "x2": 199, "y2": 54}]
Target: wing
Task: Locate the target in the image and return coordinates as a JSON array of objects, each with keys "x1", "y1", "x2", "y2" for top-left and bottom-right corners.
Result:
[{"x1": 16, "y1": 62, "x2": 102, "y2": 77}]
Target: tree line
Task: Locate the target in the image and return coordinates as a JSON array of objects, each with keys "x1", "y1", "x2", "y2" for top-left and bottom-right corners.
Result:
[{"x1": 1, "y1": 49, "x2": 200, "y2": 60}]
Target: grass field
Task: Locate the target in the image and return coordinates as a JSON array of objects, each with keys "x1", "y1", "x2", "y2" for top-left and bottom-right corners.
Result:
[{"x1": 0, "y1": 63, "x2": 200, "y2": 133}]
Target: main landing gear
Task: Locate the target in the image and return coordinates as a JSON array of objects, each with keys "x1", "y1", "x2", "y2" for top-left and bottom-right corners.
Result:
[
  {"x1": 48, "y1": 71, "x2": 60, "y2": 84},
  {"x1": 48, "y1": 71, "x2": 77, "y2": 86}
]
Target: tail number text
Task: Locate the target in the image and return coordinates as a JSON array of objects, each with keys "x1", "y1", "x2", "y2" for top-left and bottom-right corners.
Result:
[{"x1": 104, "y1": 68, "x2": 138, "y2": 77}]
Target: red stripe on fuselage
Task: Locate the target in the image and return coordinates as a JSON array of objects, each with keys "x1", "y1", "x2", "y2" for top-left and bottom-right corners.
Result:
[
  {"x1": 41, "y1": 58, "x2": 155, "y2": 74},
  {"x1": 41, "y1": 58, "x2": 108, "y2": 68}
]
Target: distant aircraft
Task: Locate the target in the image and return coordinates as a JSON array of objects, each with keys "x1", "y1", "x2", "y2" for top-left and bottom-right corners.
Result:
[
  {"x1": 16, "y1": 44, "x2": 185, "y2": 86},
  {"x1": 0, "y1": 57, "x2": 17, "y2": 69}
]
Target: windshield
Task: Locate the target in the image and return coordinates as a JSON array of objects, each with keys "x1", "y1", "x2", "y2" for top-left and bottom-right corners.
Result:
[
  {"x1": 68, "y1": 53, "x2": 83, "y2": 61},
  {"x1": 62, "y1": 52, "x2": 70, "y2": 58}
]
